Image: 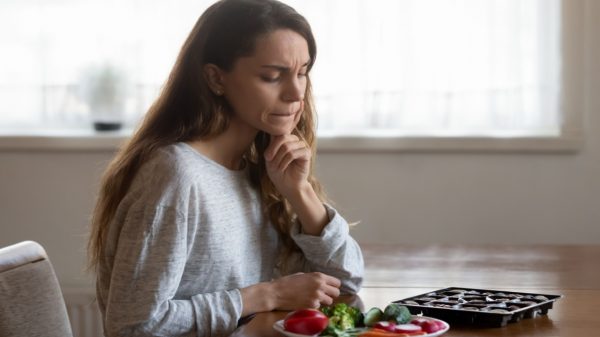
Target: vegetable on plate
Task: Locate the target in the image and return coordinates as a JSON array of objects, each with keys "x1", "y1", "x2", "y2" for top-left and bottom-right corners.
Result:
[
  {"x1": 279, "y1": 303, "x2": 447, "y2": 337},
  {"x1": 320, "y1": 303, "x2": 363, "y2": 336},
  {"x1": 409, "y1": 318, "x2": 446, "y2": 334},
  {"x1": 382, "y1": 304, "x2": 412, "y2": 324},
  {"x1": 363, "y1": 308, "x2": 384, "y2": 327},
  {"x1": 284, "y1": 309, "x2": 329, "y2": 335}
]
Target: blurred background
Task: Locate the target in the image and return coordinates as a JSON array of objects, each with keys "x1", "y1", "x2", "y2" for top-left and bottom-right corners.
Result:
[{"x1": 0, "y1": 1, "x2": 598, "y2": 336}]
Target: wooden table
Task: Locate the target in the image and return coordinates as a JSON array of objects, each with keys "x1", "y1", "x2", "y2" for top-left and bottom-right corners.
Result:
[{"x1": 231, "y1": 244, "x2": 600, "y2": 337}]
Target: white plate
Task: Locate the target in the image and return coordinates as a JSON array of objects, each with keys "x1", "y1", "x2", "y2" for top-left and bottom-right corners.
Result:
[
  {"x1": 273, "y1": 319, "x2": 320, "y2": 337},
  {"x1": 273, "y1": 316, "x2": 450, "y2": 337}
]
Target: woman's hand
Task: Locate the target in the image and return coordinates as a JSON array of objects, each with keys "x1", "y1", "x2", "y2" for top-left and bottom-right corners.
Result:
[
  {"x1": 239, "y1": 273, "x2": 341, "y2": 316},
  {"x1": 270, "y1": 272, "x2": 341, "y2": 310},
  {"x1": 264, "y1": 134, "x2": 311, "y2": 198},
  {"x1": 264, "y1": 133, "x2": 329, "y2": 235}
]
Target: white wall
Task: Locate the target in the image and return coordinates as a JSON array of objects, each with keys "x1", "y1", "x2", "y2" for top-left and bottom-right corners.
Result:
[{"x1": 1, "y1": 1, "x2": 599, "y2": 290}]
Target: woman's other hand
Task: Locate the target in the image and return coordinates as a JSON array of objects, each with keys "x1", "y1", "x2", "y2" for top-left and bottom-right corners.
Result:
[
  {"x1": 240, "y1": 272, "x2": 341, "y2": 316},
  {"x1": 270, "y1": 272, "x2": 341, "y2": 310}
]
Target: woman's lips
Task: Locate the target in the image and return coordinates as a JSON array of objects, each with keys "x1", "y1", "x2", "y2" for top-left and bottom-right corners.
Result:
[
  {"x1": 271, "y1": 103, "x2": 302, "y2": 118},
  {"x1": 271, "y1": 112, "x2": 295, "y2": 117}
]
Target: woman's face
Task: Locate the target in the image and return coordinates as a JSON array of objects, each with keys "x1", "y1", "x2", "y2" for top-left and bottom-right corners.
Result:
[{"x1": 220, "y1": 29, "x2": 310, "y2": 136}]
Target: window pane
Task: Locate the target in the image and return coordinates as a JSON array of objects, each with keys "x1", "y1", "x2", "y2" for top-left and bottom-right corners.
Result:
[
  {"x1": 0, "y1": 0, "x2": 211, "y2": 130},
  {"x1": 0, "y1": 0, "x2": 561, "y2": 137},
  {"x1": 290, "y1": 0, "x2": 562, "y2": 136}
]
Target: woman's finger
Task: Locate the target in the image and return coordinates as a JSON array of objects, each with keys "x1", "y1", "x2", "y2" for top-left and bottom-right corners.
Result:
[
  {"x1": 318, "y1": 291, "x2": 334, "y2": 306},
  {"x1": 277, "y1": 146, "x2": 310, "y2": 172},
  {"x1": 320, "y1": 273, "x2": 342, "y2": 288},
  {"x1": 269, "y1": 140, "x2": 306, "y2": 169},
  {"x1": 322, "y1": 283, "x2": 341, "y2": 299},
  {"x1": 265, "y1": 134, "x2": 299, "y2": 161}
]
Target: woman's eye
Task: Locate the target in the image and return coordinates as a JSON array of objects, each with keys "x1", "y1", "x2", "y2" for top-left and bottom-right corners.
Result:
[{"x1": 261, "y1": 75, "x2": 280, "y2": 83}]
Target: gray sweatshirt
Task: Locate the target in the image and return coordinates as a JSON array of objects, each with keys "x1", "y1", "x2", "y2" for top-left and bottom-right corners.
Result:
[{"x1": 96, "y1": 142, "x2": 364, "y2": 337}]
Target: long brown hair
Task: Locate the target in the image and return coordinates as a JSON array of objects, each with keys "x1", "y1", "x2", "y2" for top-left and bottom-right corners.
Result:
[{"x1": 88, "y1": 0, "x2": 325, "y2": 271}]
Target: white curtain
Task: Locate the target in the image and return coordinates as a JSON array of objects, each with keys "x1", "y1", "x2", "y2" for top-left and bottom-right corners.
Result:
[{"x1": 0, "y1": 0, "x2": 561, "y2": 136}]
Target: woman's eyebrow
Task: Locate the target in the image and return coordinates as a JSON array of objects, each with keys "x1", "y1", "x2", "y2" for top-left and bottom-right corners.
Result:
[{"x1": 260, "y1": 60, "x2": 311, "y2": 72}]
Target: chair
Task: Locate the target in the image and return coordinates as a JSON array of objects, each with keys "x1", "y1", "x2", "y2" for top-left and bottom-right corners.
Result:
[{"x1": 0, "y1": 241, "x2": 74, "y2": 337}]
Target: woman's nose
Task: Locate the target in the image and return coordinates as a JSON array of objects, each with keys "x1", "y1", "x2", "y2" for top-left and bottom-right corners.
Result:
[{"x1": 282, "y1": 77, "x2": 305, "y2": 102}]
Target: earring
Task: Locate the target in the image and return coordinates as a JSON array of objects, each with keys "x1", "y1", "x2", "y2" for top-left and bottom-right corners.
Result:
[{"x1": 215, "y1": 89, "x2": 223, "y2": 96}]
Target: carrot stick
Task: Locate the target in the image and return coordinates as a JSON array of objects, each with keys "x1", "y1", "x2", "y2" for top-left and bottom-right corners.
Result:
[{"x1": 358, "y1": 328, "x2": 410, "y2": 337}]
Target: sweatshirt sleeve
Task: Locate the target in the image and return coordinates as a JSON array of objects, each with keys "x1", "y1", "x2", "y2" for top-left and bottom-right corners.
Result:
[
  {"x1": 289, "y1": 204, "x2": 364, "y2": 294},
  {"x1": 104, "y1": 203, "x2": 242, "y2": 337}
]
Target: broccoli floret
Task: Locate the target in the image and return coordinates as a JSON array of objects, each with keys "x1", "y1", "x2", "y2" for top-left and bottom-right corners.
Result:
[
  {"x1": 320, "y1": 306, "x2": 333, "y2": 317},
  {"x1": 320, "y1": 303, "x2": 363, "y2": 336},
  {"x1": 332, "y1": 303, "x2": 349, "y2": 315},
  {"x1": 347, "y1": 306, "x2": 363, "y2": 324},
  {"x1": 338, "y1": 314, "x2": 355, "y2": 330},
  {"x1": 383, "y1": 303, "x2": 412, "y2": 324}
]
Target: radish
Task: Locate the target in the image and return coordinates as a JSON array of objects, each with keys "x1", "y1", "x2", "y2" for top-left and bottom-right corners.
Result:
[
  {"x1": 373, "y1": 321, "x2": 396, "y2": 332},
  {"x1": 409, "y1": 318, "x2": 447, "y2": 333},
  {"x1": 394, "y1": 324, "x2": 423, "y2": 333},
  {"x1": 420, "y1": 321, "x2": 441, "y2": 333},
  {"x1": 409, "y1": 318, "x2": 429, "y2": 326}
]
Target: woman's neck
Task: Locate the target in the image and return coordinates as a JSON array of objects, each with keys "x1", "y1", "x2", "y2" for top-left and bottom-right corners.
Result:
[{"x1": 187, "y1": 122, "x2": 257, "y2": 170}]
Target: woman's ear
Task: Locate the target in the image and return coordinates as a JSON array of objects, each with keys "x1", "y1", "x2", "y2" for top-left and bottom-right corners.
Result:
[{"x1": 203, "y1": 64, "x2": 225, "y2": 96}]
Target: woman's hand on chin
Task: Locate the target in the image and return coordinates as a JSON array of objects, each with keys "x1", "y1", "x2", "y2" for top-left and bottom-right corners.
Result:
[{"x1": 264, "y1": 133, "x2": 311, "y2": 198}]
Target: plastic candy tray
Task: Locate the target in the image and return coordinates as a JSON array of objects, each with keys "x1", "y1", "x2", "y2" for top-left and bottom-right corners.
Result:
[{"x1": 393, "y1": 287, "x2": 562, "y2": 327}]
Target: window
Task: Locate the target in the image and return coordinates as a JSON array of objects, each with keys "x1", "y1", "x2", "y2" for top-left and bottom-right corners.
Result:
[
  {"x1": 297, "y1": 0, "x2": 562, "y2": 137},
  {"x1": 0, "y1": 0, "x2": 582, "y2": 151},
  {"x1": 0, "y1": 0, "x2": 211, "y2": 131}
]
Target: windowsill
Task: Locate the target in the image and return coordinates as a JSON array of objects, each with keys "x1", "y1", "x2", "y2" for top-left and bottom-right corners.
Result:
[
  {"x1": 0, "y1": 129, "x2": 134, "y2": 151},
  {"x1": 0, "y1": 129, "x2": 582, "y2": 153},
  {"x1": 317, "y1": 135, "x2": 582, "y2": 152}
]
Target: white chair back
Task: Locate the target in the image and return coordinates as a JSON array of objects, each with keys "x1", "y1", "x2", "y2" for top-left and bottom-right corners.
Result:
[{"x1": 0, "y1": 241, "x2": 74, "y2": 337}]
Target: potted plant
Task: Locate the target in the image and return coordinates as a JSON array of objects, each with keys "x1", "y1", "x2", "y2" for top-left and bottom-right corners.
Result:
[{"x1": 78, "y1": 63, "x2": 128, "y2": 131}]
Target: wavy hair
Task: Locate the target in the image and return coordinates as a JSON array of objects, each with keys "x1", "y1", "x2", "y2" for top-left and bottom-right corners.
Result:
[{"x1": 88, "y1": 0, "x2": 325, "y2": 272}]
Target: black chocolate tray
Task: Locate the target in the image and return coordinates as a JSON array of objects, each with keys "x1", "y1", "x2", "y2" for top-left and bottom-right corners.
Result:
[{"x1": 393, "y1": 287, "x2": 562, "y2": 327}]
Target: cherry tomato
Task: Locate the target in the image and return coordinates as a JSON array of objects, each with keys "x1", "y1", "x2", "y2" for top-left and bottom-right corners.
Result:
[{"x1": 283, "y1": 309, "x2": 329, "y2": 335}]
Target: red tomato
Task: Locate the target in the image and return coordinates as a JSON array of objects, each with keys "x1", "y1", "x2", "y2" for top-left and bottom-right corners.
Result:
[
  {"x1": 394, "y1": 324, "x2": 423, "y2": 334},
  {"x1": 283, "y1": 309, "x2": 329, "y2": 335}
]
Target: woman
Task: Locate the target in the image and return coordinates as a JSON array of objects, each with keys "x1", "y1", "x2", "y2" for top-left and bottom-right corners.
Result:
[{"x1": 88, "y1": 0, "x2": 364, "y2": 336}]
